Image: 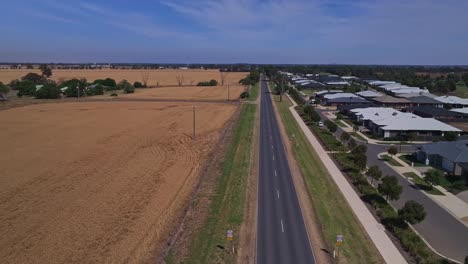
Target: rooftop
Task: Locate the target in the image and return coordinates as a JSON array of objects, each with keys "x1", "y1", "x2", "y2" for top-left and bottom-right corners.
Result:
[
  {"x1": 451, "y1": 108, "x2": 468, "y2": 114},
  {"x1": 407, "y1": 106, "x2": 468, "y2": 117},
  {"x1": 372, "y1": 95, "x2": 410, "y2": 104},
  {"x1": 434, "y1": 96, "x2": 468, "y2": 106},
  {"x1": 326, "y1": 97, "x2": 369, "y2": 104},
  {"x1": 315, "y1": 90, "x2": 343, "y2": 95},
  {"x1": 324, "y1": 93, "x2": 360, "y2": 100},
  {"x1": 420, "y1": 140, "x2": 468, "y2": 163},
  {"x1": 407, "y1": 96, "x2": 442, "y2": 105},
  {"x1": 356, "y1": 90, "x2": 383, "y2": 98}
]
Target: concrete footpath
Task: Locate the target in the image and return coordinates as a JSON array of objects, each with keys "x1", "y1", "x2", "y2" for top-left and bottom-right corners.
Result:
[{"x1": 286, "y1": 94, "x2": 407, "y2": 264}]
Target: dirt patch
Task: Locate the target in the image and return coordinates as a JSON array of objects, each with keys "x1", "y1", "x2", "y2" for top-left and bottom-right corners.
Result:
[
  {"x1": 0, "y1": 69, "x2": 247, "y2": 87},
  {"x1": 0, "y1": 101, "x2": 237, "y2": 264},
  {"x1": 269, "y1": 91, "x2": 332, "y2": 264},
  {"x1": 462, "y1": 217, "x2": 468, "y2": 224}
]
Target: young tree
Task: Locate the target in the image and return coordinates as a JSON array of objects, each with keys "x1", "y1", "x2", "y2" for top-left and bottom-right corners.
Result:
[
  {"x1": 352, "y1": 144, "x2": 367, "y2": 156},
  {"x1": 367, "y1": 165, "x2": 383, "y2": 184},
  {"x1": 348, "y1": 138, "x2": 357, "y2": 150},
  {"x1": 353, "y1": 124, "x2": 359, "y2": 132},
  {"x1": 35, "y1": 83, "x2": 61, "y2": 99},
  {"x1": 354, "y1": 153, "x2": 367, "y2": 172},
  {"x1": 387, "y1": 146, "x2": 398, "y2": 157},
  {"x1": 424, "y1": 169, "x2": 443, "y2": 187},
  {"x1": 340, "y1": 131, "x2": 350, "y2": 143},
  {"x1": 39, "y1": 64, "x2": 53, "y2": 78},
  {"x1": 378, "y1": 175, "x2": 403, "y2": 201},
  {"x1": 398, "y1": 200, "x2": 426, "y2": 225},
  {"x1": 324, "y1": 120, "x2": 338, "y2": 133}
]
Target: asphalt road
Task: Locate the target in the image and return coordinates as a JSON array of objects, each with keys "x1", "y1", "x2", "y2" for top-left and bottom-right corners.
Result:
[
  {"x1": 316, "y1": 109, "x2": 468, "y2": 262},
  {"x1": 256, "y1": 79, "x2": 316, "y2": 264}
]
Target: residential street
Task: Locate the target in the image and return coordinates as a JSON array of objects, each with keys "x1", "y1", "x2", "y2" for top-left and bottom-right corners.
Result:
[{"x1": 316, "y1": 108, "x2": 468, "y2": 262}]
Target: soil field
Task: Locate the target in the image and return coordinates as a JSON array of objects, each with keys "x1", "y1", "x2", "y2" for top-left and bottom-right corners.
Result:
[
  {"x1": 118, "y1": 86, "x2": 246, "y2": 101},
  {"x1": 0, "y1": 101, "x2": 237, "y2": 264},
  {"x1": 0, "y1": 69, "x2": 248, "y2": 87}
]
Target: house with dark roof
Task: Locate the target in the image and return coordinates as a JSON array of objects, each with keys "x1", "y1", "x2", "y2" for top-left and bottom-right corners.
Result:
[
  {"x1": 337, "y1": 103, "x2": 379, "y2": 115},
  {"x1": 406, "y1": 106, "x2": 468, "y2": 122},
  {"x1": 370, "y1": 95, "x2": 411, "y2": 109},
  {"x1": 416, "y1": 140, "x2": 468, "y2": 177},
  {"x1": 407, "y1": 96, "x2": 443, "y2": 108}
]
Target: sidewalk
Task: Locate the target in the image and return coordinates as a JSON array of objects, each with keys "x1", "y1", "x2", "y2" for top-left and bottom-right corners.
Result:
[
  {"x1": 384, "y1": 153, "x2": 468, "y2": 227},
  {"x1": 287, "y1": 94, "x2": 407, "y2": 264}
]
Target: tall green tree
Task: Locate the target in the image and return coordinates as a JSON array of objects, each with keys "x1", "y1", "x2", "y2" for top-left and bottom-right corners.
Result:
[
  {"x1": 398, "y1": 200, "x2": 426, "y2": 225},
  {"x1": 378, "y1": 175, "x2": 403, "y2": 201},
  {"x1": 21, "y1": 73, "x2": 46, "y2": 84}
]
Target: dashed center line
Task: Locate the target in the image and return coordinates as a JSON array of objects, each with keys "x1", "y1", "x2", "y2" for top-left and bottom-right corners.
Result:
[
  {"x1": 272, "y1": 155, "x2": 275, "y2": 161},
  {"x1": 277, "y1": 190, "x2": 280, "y2": 199},
  {"x1": 281, "y1": 219, "x2": 284, "y2": 233}
]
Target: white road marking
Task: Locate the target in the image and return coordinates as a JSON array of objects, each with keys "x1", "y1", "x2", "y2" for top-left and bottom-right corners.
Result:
[
  {"x1": 271, "y1": 145, "x2": 274, "y2": 149},
  {"x1": 281, "y1": 219, "x2": 284, "y2": 233},
  {"x1": 272, "y1": 155, "x2": 275, "y2": 161},
  {"x1": 274, "y1": 170, "x2": 277, "y2": 177},
  {"x1": 277, "y1": 190, "x2": 280, "y2": 199}
]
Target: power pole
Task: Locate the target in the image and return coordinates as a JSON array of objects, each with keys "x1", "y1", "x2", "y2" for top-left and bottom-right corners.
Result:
[
  {"x1": 228, "y1": 85, "x2": 230, "y2": 101},
  {"x1": 192, "y1": 106, "x2": 196, "y2": 140},
  {"x1": 77, "y1": 85, "x2": 80, "y2": 99}
]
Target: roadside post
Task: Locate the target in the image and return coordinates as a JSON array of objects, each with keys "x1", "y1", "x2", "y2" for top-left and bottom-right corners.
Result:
[
  {"x1": 227, "y1": 229, "x2": 234, "y2": 254},
  {"x1": 335, "y1": 234, "x2": 343, "y2": 262}
]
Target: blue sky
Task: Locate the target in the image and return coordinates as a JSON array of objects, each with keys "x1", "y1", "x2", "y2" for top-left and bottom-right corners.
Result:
[{"x1": 1, "y1": 0, "x2": 467, "y2": 64}]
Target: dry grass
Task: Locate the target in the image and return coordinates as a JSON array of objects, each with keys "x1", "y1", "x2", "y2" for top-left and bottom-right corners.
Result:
[
  {"x1": 0, "y1": 101, "x2": 237, "y2": 264},
  {"x1": 0, "y1": 69, "x2": 248, "y2": 87},
  {"x1": 118, "y1": 86, "x2": 246, "y2": 101}
]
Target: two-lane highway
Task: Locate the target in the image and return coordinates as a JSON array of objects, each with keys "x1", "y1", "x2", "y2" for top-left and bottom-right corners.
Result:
[{"x1": 256, "y1": 78, "x2": 315, "y2": 263}]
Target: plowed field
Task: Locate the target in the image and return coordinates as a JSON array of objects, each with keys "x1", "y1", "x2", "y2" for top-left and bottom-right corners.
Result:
[{"x1": 0, "y1": 101, "x2": 237, "y2": 263}]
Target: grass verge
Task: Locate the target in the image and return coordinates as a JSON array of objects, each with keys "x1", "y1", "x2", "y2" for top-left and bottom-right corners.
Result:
[
  {"x1": 350, "y1": 132, "x2": 369, "y2": 143},
  {"x1": 181, "y1": 104, "x2": 256, "y2": 263},
  {"x1": 274, "y1": 95, "x2": 383, "y2": 264},
  {"x1": 381, "y1": 154, "x2": 403, "y2": 167},
  {"x1": 247, "y1": 83, "x2": 259, "y2": 101},
  {"x1": 403, "y1": 172, "x2": 445, "y2": 196},
  {"x1": 399, "y1": 154, "x2": 426, "y2": 167}
]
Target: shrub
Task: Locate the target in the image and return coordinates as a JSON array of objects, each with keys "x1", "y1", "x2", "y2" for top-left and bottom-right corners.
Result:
[
  {"x1": 94, "y1": 78, "x2": 117, "y2": 87},
  {"x1": 197, "y1": 79, "x2": 218, "y2": 86},
  {"x1": 21, "y1": 72, "x2": 46, "y2": 84},
  {"x1": 110, "y1": 93, "x2": 118, "y2": 97},
  {"x1": 35, "y1": 84, "x2": 61, "y2": 99},
  {"x1": 240, "y1": 91, "x2": 250, "y2": 98},
  {"x1": 134, "y1": 81, "x2": 144, "y2": 88},
  {"x1": 119, "y1": 80, "x2": 135, "y2": 94}
]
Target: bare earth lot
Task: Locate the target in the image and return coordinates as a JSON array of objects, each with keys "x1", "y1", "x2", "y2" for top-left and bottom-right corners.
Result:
[
  {"x1": 0, "y1": 69, "x2": 248, "y2": 87},
  {"x1": 119, "y1": 85, "x2": 245, "y2": 101},
  {"x1": 0, "y1": 101, "x2": 237, "y2": 264}
]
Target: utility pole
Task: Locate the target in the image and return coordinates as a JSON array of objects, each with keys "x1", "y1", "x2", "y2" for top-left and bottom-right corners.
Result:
[
  {"x1": 228, "y1": 85, "x2": 230, "y2": 101},
  {"x1": 192, "y1": 106, "x2": 196, "y2": 140},
  {"x1": 77, "y1": 85, "x2": 80, "y2": 99}
]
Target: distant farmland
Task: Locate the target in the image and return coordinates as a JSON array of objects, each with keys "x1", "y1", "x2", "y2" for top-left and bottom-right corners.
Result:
[{"x1": 0, "y1": 69, "x2": 248, "y2": 87}]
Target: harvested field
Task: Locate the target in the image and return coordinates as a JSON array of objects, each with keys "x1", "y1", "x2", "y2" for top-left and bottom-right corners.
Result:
[
  {"x1": 0, "y1": 101, "x2": 237, "y2": 264},
  {"x1": 119, "y1": 86, "x2": 245, "y2": 101},
  {"x1": 0, "y1": 69, "x2": 247, "y2": 87}
]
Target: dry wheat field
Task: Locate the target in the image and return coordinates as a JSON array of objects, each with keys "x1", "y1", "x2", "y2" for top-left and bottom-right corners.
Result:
[{"x1": 0, "y1": 101, "x2": 237, "y2": 264}]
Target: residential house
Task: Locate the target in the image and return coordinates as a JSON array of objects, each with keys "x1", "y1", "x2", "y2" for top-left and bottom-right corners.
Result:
[
  {"x1": 434, "y1": 96, "x2": 468, "y2": 108},
  {"x1": 371, "y1": 95, "x2": 411, "y2": 109},
  {"x1": 416, "y1": 140, "x2": 468, "y2": 177}
]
